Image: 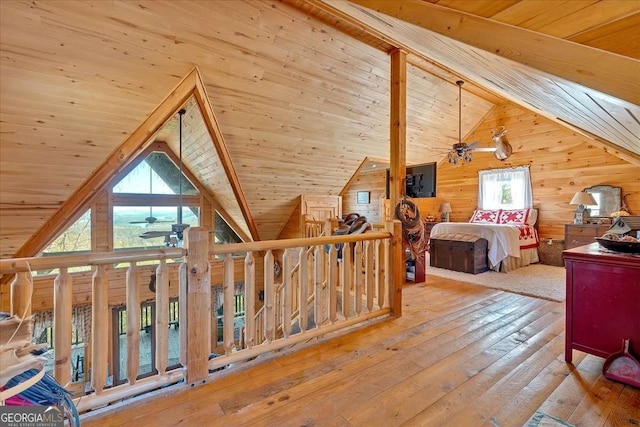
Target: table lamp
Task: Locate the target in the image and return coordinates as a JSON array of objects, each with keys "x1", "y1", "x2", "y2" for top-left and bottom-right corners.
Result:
[
  {"x1": 439, "y1": 202, "x2": 452, "y2": 222},
  {"x1": 570, "y1": 191, "x2": 597, "y2": 224}
]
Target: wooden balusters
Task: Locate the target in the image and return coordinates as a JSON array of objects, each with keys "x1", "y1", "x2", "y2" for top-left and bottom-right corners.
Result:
[
  {"x1": 313, "y1": 245, "x2": 324, "y2": 327},
  {"x1": 282, "y1": 249, "x2": 293, "y2": 338},
  {"x1": 126, "y1": 262, "x2": 140, "y2": 385},
  {"x1": 263, "y1": 250, "x2": 275, "y2": 343},
  {"x1": 375, "y1": 240, "x2": 385, "y2": 309},
  {"x1": 53, "y1": 268, "x2": 72, "y2": 385},
  {"x1": 298, "y1": 247, "x2": 309, "y2": 332},
  {"x1": 354, "y1": 241, "x2": 363, "y2": 316},
  {"x1": 328, "y1": 243, "x2": 337, "y2": 323},
  {"x1": 223, "y1": 254, "x2": 234, "y2": 355},
  {"x1": 10, "y1": 272, "x2": 32, "y2": 318},
  {"x1": 341, "y1": 242, "x2": 352, "y2": 319},
  {"x1": 155, "y1": 260, "x2": 169, "y2": 375},
  {"x1": 91, "y1": 265, "x2": 109, "y2": 394},
  {"x1": 365, "y1": 240, "x2": 374, "y2": 312},
  {"x1": 244, "y1": 252, "x2": 255, "y2": 349}
]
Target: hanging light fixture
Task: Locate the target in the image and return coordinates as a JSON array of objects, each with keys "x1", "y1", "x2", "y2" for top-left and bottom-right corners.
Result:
[
  {"x1": 139, "y1": 108, "x2": 189, "y2": 247},
  {"x1": 448, "y1": 80, "x2": 474, "y2": 165},
  {"x1": 171, "y1": 108, "x2": 189, "y2": 242}
]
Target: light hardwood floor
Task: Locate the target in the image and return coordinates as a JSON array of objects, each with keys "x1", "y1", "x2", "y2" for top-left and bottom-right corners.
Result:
[{"x1": 82, "y1": 276, "x2": 640, "y2": 426}]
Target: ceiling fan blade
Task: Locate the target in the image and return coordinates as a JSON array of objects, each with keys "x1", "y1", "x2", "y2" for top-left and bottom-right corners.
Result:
[
  {"x1": 473, "y1": 147, "x2": 497, "y2": 152},
  {"x1": 139, "y1": 230, "x2": 174, "y2": 239},
  {"x1": 466, "y1": 141, "x2": 481, "y2": 149}
]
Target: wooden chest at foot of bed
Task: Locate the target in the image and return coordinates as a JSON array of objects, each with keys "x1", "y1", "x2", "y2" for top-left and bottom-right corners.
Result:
[{"x1": 429, "y1": 235, "x2": 489, "y2": 274}]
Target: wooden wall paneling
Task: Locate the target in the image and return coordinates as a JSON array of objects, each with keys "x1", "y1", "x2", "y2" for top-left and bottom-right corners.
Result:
[
  {"x1": 341, "y1": 168, "x2": 387, "y2": 224},
  {"x1": 93, "y1": 190, "x2": 111, "y2": 253},
  {"x1": 567, "y1": 13, "x2": 640, "y2": 59},
  {"x1": 277, "y1": 202, "x2": 302, "y2": 240}
]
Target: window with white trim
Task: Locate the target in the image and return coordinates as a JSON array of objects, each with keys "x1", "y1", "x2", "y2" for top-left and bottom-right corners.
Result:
[{"x1": 478, "y1": 166, "x2": 533, "y2": 209}]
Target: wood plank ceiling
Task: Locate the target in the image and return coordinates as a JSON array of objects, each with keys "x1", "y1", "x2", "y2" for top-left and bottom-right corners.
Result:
[{"x1": 0, "y1": 0, "x2": 639, "y2": 259}]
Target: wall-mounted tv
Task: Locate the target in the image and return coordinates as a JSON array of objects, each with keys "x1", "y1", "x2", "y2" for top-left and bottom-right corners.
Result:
[{"x1": 386, "y1": 162, "x2": 437, "y2": 198}]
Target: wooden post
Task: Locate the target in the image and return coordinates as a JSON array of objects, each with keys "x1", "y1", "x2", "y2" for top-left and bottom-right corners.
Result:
[
  {"x1": 91, "y1": 265, "x2": 109, "y2": 394},
  {"x1": 126, "y1": 262, "x2": 140, "y2": 385},
  {"x1": 388, "y1": 220, "x2": 404, "y2": 317},
  {"x1": 10, "y1": 272, "x2": 32, "y2": 318},
  {"x1": 184, "y1": 227, "x2": 211, "y2": 385},
  {"x1": 389, "y1": 48, "x2": 407, "y2": 216},
  {"x1": 155, "y1": 260, "x2": 169, "y2": 375},
  {"x1": 244, "y1": 252, "x2": 256, "y2": 348},
  {"x1": 53, "y1": 268, "x2": 72, "y2": 386}
]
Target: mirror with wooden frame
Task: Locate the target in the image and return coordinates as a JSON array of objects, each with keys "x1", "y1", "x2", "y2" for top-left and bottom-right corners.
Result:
[{"x1": 584, "y1": 185, "x2": 622, "y2": 218}]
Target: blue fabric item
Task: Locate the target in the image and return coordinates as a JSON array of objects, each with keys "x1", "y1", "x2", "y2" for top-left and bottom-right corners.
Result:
[{"x1": 5, "y1": 369, "x2": 80, "y2": 427}]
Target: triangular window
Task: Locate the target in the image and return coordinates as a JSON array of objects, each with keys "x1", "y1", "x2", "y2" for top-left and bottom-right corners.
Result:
[
  {"x1": 38, "y1": 210, "x2": 92, "y2": 275},
  {"x1": 113, "y1": 152, "x2": 197, "y2": 195},
  {"x1": 112, "y1": 150, "x2": 200, "y2": 250}
]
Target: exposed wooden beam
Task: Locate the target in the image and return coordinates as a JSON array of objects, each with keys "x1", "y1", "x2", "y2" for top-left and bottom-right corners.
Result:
[
  {"x1": 192, "y1": 68, "x2": 261, "y2": 242},
  {"x1": 349, "y1": 0, "x2": 640, "y2": 105}
]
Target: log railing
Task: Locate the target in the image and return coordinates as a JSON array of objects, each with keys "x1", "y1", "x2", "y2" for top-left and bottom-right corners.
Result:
[{"x1": 0, "y1": 222, "x2": 403, "y2": 414}]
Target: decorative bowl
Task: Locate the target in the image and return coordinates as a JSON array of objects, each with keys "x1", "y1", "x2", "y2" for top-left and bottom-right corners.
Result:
[{"x1": 595, "y1": 237, "x2": 640, "y2": 254}]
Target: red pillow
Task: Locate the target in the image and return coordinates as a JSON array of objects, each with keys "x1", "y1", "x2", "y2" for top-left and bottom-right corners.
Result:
[
  {"x1": 470, "y1": 209, "x2": 501, "y2": 224},
  {"x1": 498, "y1": 209, "x2": 530, "y2": 225}
]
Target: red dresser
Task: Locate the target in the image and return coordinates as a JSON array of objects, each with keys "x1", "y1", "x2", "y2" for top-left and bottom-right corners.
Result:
[{"x1": 564, "y1": 243, "x2": 640, "y2": 363}]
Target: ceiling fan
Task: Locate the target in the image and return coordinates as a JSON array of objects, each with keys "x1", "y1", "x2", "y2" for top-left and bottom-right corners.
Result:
[
  {"x1": 139, "y1": 108, "x2": 190, "y2": 247},
  {"x1": 447, "y1": 80, "x2": 513, "y2": 164}
]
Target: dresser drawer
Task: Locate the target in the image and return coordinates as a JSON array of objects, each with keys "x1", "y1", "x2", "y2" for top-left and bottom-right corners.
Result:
[{"x1": 565, "y1": 224, "x2": 610, "y2": 249}]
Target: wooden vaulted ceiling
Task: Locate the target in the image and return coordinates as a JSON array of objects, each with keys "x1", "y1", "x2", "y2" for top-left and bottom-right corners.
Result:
[{"x1": 0, "y1": 0, "x2": 639, "y2": 260}]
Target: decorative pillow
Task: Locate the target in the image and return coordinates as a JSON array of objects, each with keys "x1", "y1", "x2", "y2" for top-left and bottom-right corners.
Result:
[
  {"x1": 470, "y1": 209, "x2": 501, "y2": 224},
  {"x1": 498, "y1": 209, "x2": 530, "y2": 225}
]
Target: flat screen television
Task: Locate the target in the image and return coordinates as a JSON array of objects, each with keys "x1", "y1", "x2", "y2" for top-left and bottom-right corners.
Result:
[{"x1": 386, "y1": 162, "x2": 437, "y2": 198}]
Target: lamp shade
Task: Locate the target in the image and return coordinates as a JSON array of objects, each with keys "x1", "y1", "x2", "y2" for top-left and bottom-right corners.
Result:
[
  {"x1": 570, "y1": 191, "x2": 597, "y2": 206},
  {"x1": 439, "y1": 202, "x2": 452, "y2": 213}
]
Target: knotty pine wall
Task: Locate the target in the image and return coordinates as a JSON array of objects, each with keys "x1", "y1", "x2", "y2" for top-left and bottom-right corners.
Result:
[
  {"x1": 341, "y1": 169, "x2": 387, "y2": 225},
  {"x1": 343, "y1": 103, "x2": 640, "y2": 240}
]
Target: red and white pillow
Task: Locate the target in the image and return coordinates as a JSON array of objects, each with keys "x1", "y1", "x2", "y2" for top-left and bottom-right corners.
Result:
[
  {"x1": 498, "y1": 209, "x2": 530, "y2": 225},
  {"x1": 470, "y1": 209, "x2": 501, "y2": 224}
]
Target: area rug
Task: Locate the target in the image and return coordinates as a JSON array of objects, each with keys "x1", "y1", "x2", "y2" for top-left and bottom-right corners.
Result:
[{"x1": 426, "y1": 259, "x2": 566, "y2": 302}]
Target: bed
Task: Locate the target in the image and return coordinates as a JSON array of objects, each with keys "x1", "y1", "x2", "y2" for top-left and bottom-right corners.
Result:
[{"x1": 429, "y1": 208, "x2": 540, "y2": 272}]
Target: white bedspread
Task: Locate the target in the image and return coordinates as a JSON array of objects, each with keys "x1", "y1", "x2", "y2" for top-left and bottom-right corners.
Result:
[{"x1": 430, "y1": 223, "x2": 523, "y2": 269}]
